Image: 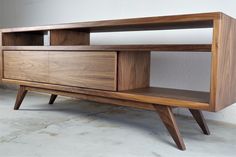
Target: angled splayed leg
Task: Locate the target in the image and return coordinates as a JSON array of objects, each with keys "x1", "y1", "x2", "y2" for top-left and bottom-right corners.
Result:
[
  {"x1": 154, "y1": 105, "x2": 186, "y2": 150},
  {"x1": 189, "y1": 109, "x2": 210, "y2": 135},
  {"x1": 49, "y1": 94, "x2": 58, "y2": 105},
  {"x1": 14, "y1": 86, "x2": 28, "y2": 110}
]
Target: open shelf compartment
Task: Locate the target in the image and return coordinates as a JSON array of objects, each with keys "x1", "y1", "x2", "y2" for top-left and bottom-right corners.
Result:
[
  {"x1": 120, "y1": 87, "x2": 210, "y2": 110},
  {"x1": 1, "y1": 12, "x2": 218, "y2": 47}
]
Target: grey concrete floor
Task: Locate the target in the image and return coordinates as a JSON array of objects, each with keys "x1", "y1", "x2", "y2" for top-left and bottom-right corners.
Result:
[{"x1": 0, "y1": 88, "x2": 236, "y2": 157}]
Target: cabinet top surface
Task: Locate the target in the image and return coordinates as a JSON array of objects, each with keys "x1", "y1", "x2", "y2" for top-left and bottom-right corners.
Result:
[{"x1": 0, "y1": 12, "x2": 229, "y2": 33}]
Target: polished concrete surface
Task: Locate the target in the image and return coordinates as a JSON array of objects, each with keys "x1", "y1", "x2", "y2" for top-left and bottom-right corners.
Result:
[{"x1": 0, "y1": 88, "x2": 236, "y2": 157}]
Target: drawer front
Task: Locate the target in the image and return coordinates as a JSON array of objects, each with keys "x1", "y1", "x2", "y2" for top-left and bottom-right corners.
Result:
[
  {"x1": 48, "y1": 51, "x2": 117, "y2": 91},
  {"x1": 4, "y1": 51, "x2": 49, "y2": 83},
  {"x1": 4, "y1": 51, "x2": 117, "y2": 91}
]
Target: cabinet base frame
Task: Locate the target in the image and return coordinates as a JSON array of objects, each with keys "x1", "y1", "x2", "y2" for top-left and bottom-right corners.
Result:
[{"x1": 13, "y1": 85, "x2": 210, "y2": 151}]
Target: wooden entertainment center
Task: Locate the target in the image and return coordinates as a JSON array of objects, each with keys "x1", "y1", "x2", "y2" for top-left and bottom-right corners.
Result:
[{"x1": 1, "y1": 12, "x2": 236, "y2": 150}]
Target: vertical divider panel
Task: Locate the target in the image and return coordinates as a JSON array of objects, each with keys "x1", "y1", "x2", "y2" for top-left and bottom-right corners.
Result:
[{"x1": 118, "y1": 51, "x2": 150, "y2": 91}]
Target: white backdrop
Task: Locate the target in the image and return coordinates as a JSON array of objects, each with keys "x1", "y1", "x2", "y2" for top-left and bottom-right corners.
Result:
[{"x1": 0, "y1": 0, "x2": 236, "y2": 124}]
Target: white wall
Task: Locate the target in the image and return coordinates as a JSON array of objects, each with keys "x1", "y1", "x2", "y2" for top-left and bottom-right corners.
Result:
[
  {"x1": 0, "y1": 1, "x2": 3, "y2": 27},
  {"x1": 0, "y1": 0, "x2": 236, "y2": 124}
]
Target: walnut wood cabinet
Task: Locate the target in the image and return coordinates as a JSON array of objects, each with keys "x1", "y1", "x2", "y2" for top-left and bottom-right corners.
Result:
[{"x1": 1, "y1": 12, "x2": 236, "y2": 150}]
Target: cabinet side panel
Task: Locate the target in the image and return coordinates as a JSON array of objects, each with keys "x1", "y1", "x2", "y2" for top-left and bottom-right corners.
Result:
[
  {"x1": 215, "y1": 14, "x2": 236, "y2": 111},
  {"x1": 118, "y1": 51, "x2": 150, "y2": 91}
]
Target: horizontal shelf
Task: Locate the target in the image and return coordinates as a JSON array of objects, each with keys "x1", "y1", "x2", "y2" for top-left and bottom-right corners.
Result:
[
  {"x1": 2, "y1": 44, "x2": 212, "y2": 52},
  {"x1": 121, "y1": 87, "x2": 209, "y2": 105},
  {"x1": 0, "y1": 12, "x2": 221, "y2": 33}
]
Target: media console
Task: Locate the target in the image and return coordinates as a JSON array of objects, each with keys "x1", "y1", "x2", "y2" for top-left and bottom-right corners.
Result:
[{"x1": 1, "y1": 12, "x2": 236, "y2": 150}]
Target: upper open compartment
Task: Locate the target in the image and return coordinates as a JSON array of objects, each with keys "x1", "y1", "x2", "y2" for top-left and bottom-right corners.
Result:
[
  {"x1": 2, "y1": 31, "x2": 45, "y2": 46},
  {"x1": 1, "y1": 12, "x2": 220, "y2": 50}
]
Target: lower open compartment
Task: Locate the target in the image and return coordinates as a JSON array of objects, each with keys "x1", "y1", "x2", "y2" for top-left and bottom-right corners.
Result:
[{"x1": 120, "y1": 87, "x2": 210, "y2": 110}]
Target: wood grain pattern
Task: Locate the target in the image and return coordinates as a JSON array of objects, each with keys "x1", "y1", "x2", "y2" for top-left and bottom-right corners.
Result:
[
  {"x1": 118, "y1": 51, "x2": 150, "y2": 91},
  {"x1": 2, "y1": 79, "x2": 210, "y2": 110},
  {"x1": 154, "y1": 105, "x2": 186, "y2": 150},
  {"x1": 1, "y1": 12, "x2": 220, "y2": 33},
  {"x1": 2, "y1": 32, "x2": 44, "y2": 46},
  {"x1": 211, "y1": 13, "x2": 236, "y2": 111},
  {"x1": 209, "y1": 19, "x2": 219, "y2": 111},
  {"x1": 14, "y1": 85, "x2": 28, "y2": 110},
  {"x1": 49, "y1": 51, "x2": 117, "y2": 91},
  {"x1": 4, "y1": 51, "x2": 49, "y2": 83},
  {"x1": 3, "y1": 51, "x2": 117, "y2": 91},
  {"x1": 2, "y1": 44, "x2": 212, "y2": 52},
  {"x1": 50, "y1": 30, "x2": 90, "y2": 45},
  {"x1": 189, "y1": 109, "x2": 210, "y2": 135},
  {"x1": 122, "y1": 87, "x2": 210, "y2": 108}
]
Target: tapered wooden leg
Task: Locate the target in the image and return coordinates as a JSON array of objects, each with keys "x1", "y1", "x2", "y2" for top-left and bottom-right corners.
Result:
[
  {"x1": 154, "y1": 105, "x2": 186, "y2": 150},
  {"x1": 14, "y1": 86, "x2": 28, "y2": 110},
  {"x1": 189, "y1": 109, "x2": 210, "y2": 135},
  {"x1": 49, "y1": 94, "x2": 58, "y2": 105}
]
